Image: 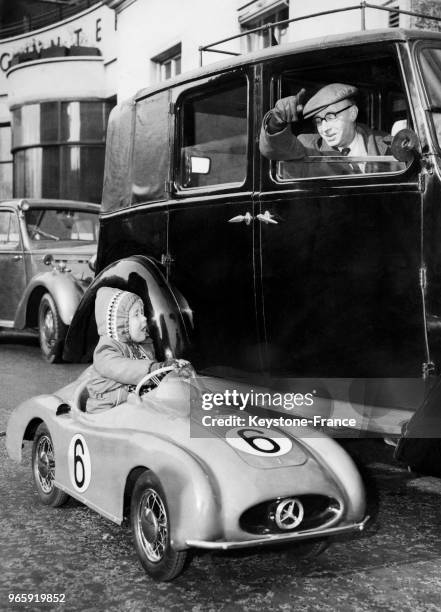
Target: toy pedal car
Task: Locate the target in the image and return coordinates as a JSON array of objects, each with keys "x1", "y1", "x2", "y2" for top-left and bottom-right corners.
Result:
[{"x1": 7, "y1": 367, "x2": 368, "y2": 581}]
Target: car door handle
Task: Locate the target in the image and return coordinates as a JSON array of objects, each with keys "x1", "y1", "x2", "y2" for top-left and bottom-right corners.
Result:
[
  {"x1": 256, "y1": 211, "x2": 278, "y2": 225},
  {"x1": 228, "y1": 212, "x2": 253, "y2": 226},
  {"x1": 11, "y1": 254, "x2": 22, "y2": 261}
]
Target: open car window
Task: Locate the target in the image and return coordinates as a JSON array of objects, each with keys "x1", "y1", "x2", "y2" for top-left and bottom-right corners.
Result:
[
  {"x1": 178, "y1": 75, "x2": 248, "y2": 190},
  {"x1": 418, "y1": 46, "x2": 441, "y2": 150},
  {"x1": 272, "y1": 51, "x2": 410, "y2": 181}
]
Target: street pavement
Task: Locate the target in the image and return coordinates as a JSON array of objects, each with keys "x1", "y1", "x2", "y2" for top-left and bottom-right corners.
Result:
[{"x1": 1, "y1": 337, "x2": 441, "y2": 612}]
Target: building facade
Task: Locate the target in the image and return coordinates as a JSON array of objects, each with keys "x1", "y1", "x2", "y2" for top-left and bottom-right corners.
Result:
[{"x1": 0, "y1": 0, "x2": 439, "y2": 202}]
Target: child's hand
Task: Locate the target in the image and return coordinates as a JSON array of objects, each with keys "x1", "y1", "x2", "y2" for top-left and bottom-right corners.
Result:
[
  {"x1": 164, "y1": 358, "x2": 195, "y2": 378},
  {"x1": 177, "y1": 361, "x2": 195, "y2": 379}
]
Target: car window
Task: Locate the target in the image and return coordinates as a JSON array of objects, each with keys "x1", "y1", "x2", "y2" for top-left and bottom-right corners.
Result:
[
  {"x1": 24, "y1": 208, "x2": 98, "y2": 243},
  {"x1": 132, "y1": 90, "x2": 169, "y2": 204},
  {"x1": 268, "y1": 53, "x2": 409, "y2": 181},
  {"x1": 418, "y1": 46, "x2": 441, "y2": 149},
  {"x1": 178, "y1": 75, "x2": 248, "y2": 189},
  {"x1": 0, "y1": 211, "x2": 20, "y2": 249}
]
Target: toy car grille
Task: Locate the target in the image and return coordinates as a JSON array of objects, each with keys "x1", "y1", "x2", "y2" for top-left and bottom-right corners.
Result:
[{"x1": 239, "y1": 494, "x2": 341, "y2": 535}]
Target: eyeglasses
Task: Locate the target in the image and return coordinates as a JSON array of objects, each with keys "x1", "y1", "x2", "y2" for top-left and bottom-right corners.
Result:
[{"x1": 313, "y1": 104, "x2": 353, "y2": 126}]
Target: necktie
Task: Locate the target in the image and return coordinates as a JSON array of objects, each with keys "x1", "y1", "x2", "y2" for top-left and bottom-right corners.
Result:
[{"x1": 340, "y1": 146, "x2": 361, "y2": 173}]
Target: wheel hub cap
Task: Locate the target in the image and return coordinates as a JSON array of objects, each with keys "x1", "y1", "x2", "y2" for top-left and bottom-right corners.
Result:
[
  {"x1": 43, "y1": 310, "x2": 55, "y2": 346},
  {"x1": 141, "y1": 508, "x2": 159, "y2": 544},
  {"x1": 38, "y1": 452, "x2": 50, "y2": 478},
  {"x1": 35, "y1": 435, "x2": 55, "y2": 493},
  {"x1": 137, "y1": 489, "x2": 167, "y2": 563}
]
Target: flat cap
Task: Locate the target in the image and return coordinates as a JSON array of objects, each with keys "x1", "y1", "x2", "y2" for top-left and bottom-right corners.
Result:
[{"x1": 303, "y1": 83, "x2": 358, "y2": 119}]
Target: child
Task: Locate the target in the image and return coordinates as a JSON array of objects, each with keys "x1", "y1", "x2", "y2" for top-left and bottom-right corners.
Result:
[{"x1": 86, "y1": 286, "x2": 190, "y2": 412}]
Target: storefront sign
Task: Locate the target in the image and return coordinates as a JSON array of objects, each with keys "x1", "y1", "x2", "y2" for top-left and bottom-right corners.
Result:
[{"x1": 0, "y1": 4, "x2": 114, "y2": 75}]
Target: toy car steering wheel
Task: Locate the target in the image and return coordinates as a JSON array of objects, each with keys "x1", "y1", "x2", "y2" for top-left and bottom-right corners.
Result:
[{"x1": 135, "y1": 365, "x2": 176, "y2": 397}]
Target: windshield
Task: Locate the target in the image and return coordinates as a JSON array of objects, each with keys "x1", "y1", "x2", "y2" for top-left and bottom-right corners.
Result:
[
  {"x1": 24, "y1": 208, "x2": 98, "y2": 243},
  {"x1": 419, "y1": 47, "x2": 441, "y2": 147}
]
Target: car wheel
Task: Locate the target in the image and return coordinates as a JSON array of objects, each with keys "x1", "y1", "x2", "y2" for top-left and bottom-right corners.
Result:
[
  {"x1": 32, "y1": 423, "x2": 70, "y2": 507},
  {"x1": 38, "y1": 293, "x2": 66, "y2": 363},
  {"x1": 131, "y1": 471, "x2": 187, "y2": 581},
  {"x1": 288, "y1": 538, "x2": 328, "y2": 560}
]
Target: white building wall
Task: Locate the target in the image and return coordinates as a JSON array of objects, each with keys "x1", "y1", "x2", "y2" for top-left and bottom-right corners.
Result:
[
  {"x1": 0, "y1": 2, "x2": 115, "y2": 120},
  {"x1": 288, "y1": 0, "x2": 412, "y2": 42},
  {"x1": 113, "y1": 0, "x2": 241, "y2": 100}
]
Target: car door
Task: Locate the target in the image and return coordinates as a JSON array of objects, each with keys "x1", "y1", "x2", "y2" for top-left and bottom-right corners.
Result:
[
  {"x1": 167, "y1": 69, "x2": 262, "y2": 375},
  {"x1": 257, "y1": 44, "x2": 426, "y2": 380},
  {"x1": 0, "y1": 208, "x2": 26, "y2": 325}
]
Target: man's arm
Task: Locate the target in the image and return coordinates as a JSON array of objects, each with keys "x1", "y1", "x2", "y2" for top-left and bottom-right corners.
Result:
[{"x1": 259, "y1": 90, "x2": 308, "y2": 161}]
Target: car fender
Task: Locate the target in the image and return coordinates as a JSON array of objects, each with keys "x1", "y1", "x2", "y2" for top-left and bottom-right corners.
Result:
[
  {"x1": 120, "y1": 434, "x2": 222, "y2": 549},
  {"x1": 63, "y1": 255, "x2": 193, "y2": 362},
  {"x1": 295, "y1": 434, "x2": 366, "y2": 521},
  {"x1": 6, "y1": 395, "x2": 218, "y2": 549},
  {"x1": 6, "y1": 394, "x2": 66, "y2": 462},
  {"x1": 41, "y1": 414, "x2": 222, "y2": 548},
  {"x1": 14, "y1": 270, "x2": 85, "y2": 328}
]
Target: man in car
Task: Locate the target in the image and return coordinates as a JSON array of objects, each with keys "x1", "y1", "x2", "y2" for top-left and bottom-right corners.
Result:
[{"x1": 259, "y1": 83, "x2": 392, "y2": 177}]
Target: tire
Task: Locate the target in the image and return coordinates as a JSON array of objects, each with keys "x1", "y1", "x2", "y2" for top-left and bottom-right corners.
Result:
[
  {"x1": 287, "y1": 538, "x2": 328, "y2": 560},
  {"x1": 32, "y1": 423, "x2": 70, "y2": 507},
  {"x1": 38, "y1": 293, "x2": 66, "y2": 363},
  {"x1": 130, "y1": 471, "x2": 187, "y2": 581}
]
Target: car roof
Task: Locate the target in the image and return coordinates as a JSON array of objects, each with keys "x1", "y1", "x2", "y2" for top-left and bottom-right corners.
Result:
[
  {"x1": 0, "y1": 198, "x2": 100, "y2": 212},
  {"x1": 133, "y1": 27, "x2": 441, "y2": 101}
]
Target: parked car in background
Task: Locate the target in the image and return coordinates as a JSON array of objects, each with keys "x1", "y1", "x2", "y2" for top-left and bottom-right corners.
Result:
[{"x1": 0, "y1": 199, "x2": 99, "y2": 362}]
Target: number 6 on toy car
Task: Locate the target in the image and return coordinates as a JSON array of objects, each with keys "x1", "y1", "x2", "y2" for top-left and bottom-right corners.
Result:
[{"x1": 68, "y1": 434, "x2": 91, "y2": 492}]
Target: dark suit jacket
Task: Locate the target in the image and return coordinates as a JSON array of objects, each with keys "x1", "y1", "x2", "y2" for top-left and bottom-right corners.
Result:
[{"x1": 259, "y1": 113, "x2": 394, "y2": 177}]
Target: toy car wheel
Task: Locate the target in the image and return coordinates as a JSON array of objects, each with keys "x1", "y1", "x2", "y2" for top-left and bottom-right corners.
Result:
[
  {"x1": 38, "y1": 293, "x2": 66, "y2": 363},
  {"x1": 131, "y1": 471, "x2": 187, "y2": 581},
  {"x1": 32, "y1": 423, "x2": 70, "y2": 507},
  {"x1": 288, "y1": 538, "x2": 328, "y2": 560}
]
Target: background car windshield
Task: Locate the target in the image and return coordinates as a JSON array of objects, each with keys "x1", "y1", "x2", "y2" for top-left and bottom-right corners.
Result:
[
  {"x1": 418, "y1": 46, "x2": 441, "y2": 148},
  {"x1": 25, "y1": 208, "x2": 98, "y2": 242}
]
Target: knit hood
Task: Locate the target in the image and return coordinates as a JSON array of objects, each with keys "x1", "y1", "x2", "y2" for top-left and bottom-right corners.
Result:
[{"x1": 95, "y1": 287, "x2": 142, "y2": 342}]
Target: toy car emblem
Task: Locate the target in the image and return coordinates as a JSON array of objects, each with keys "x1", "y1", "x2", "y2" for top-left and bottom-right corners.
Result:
[{"x1": 275, "y1": 498, "x2": 304, "y2": 530}]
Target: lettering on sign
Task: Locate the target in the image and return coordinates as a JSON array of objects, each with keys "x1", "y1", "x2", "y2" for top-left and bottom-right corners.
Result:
[{"x1": 0, "y1": 17, "x2": 106, "y2": 73}]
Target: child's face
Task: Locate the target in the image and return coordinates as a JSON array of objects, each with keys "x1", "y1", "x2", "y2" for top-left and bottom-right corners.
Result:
[{"x1": 128, "y1": 300, "x2": 148, "y2": 342}]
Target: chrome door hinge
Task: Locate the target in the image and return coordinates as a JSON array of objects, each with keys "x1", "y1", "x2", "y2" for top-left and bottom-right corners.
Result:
[
  {"x1": 256, "y1": 210, "x2": 278, "y2": 225},
  {"x1": 228, "y1": 212, "x2": 253, "y2": 225},
  {"x1": 418, "y1": 173, "x2": 426, "y2": 192}
]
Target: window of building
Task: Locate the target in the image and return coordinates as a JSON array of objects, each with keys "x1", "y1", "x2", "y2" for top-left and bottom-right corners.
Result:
[
  {"x1": 239, "y1": 1, "x2": 289, "y2": 52},
  {"x1": 0, "y1": 124, "x2": 13, "y2": 199},
  {"x1": 152, "y1": 44, "x2": 182, "y2": 82},
  {"x1": 11, "y1": 99, "x2": 113, "y2": 202},
  {"x1": 178, "y1": 75, "x2": 248, "y2": 189}
]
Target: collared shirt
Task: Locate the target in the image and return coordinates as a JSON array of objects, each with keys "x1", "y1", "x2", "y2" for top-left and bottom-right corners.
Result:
[{"x1": 341, "y1": 131, "x2": 367, "y2": 172}]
